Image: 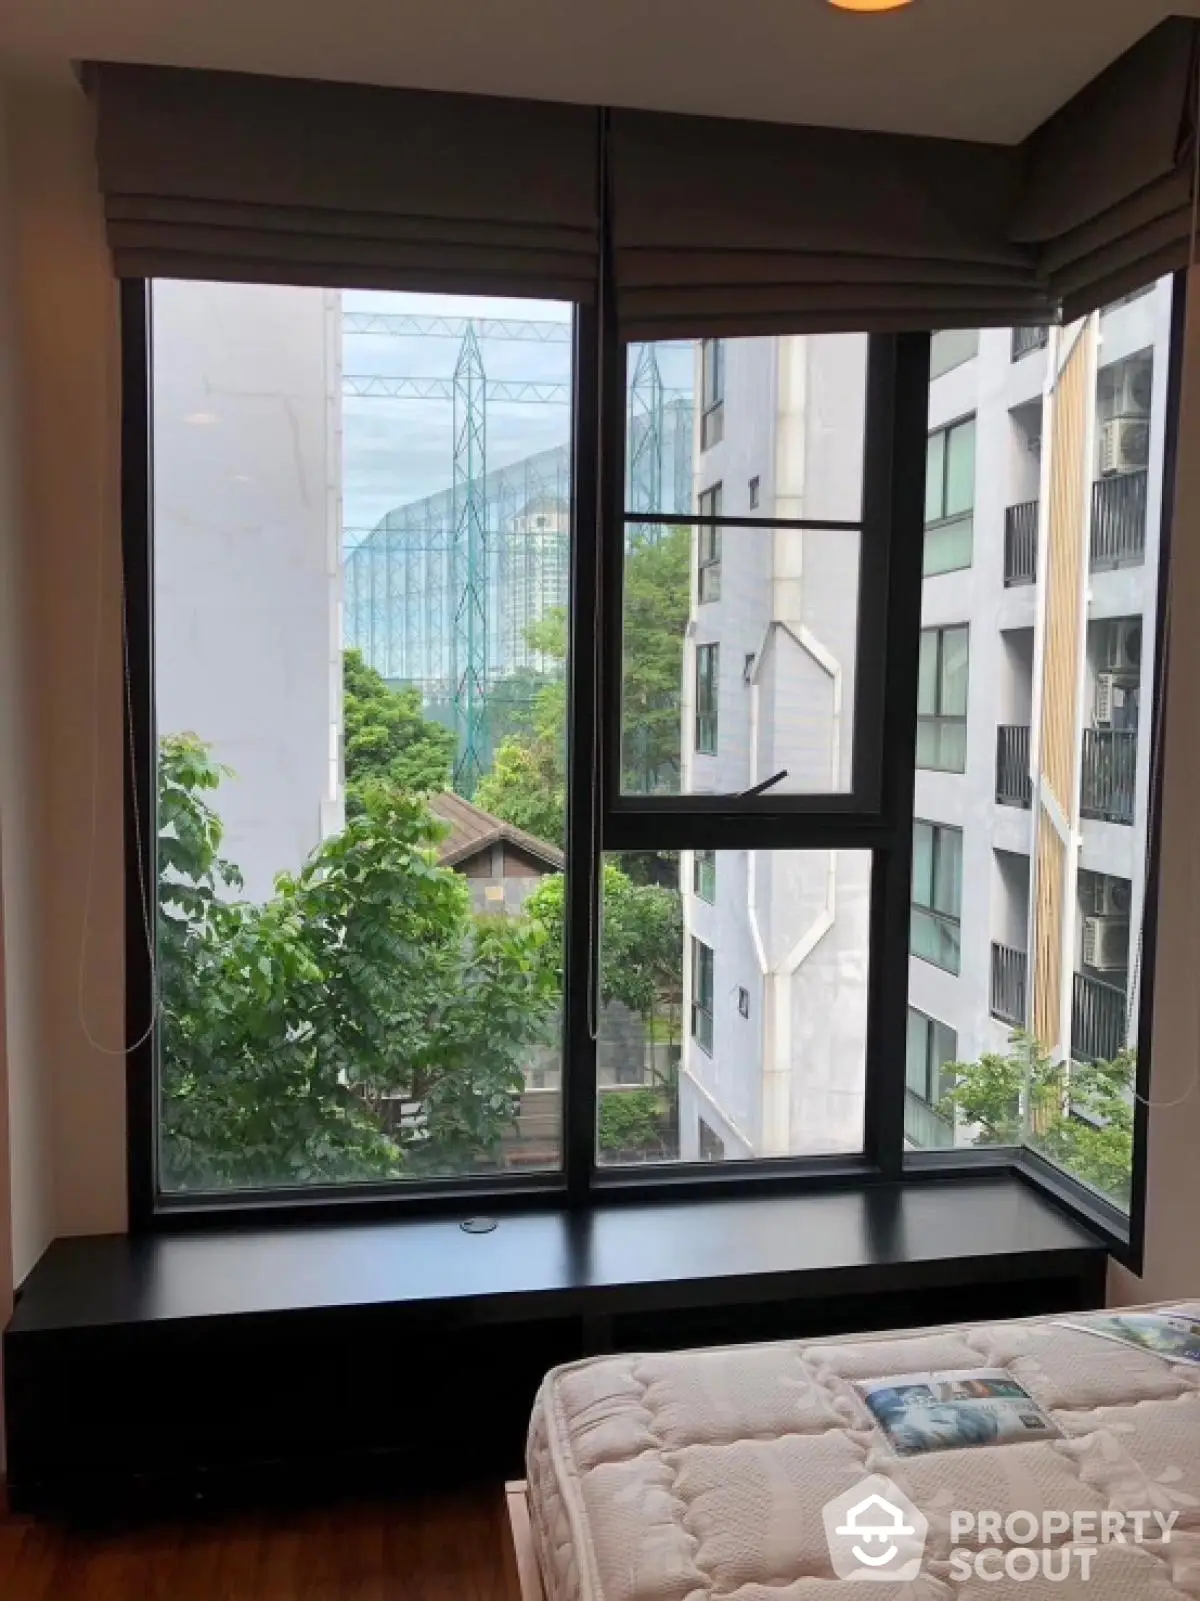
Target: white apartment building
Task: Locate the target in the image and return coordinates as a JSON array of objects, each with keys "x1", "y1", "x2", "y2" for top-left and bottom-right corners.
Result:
[
  {"x1": 676, "y1": 334, "x2": 873, "y2": 1163},
  {"x1": 678, "y1": 280, "x2": 1171, "y2": 1164},
  {"x1": 153, "y1": 280, "x2": 345, "y2": 903}
]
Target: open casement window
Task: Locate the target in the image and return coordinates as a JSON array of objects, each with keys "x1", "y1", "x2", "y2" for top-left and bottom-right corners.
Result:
[
  {"x1": 911, "y1": 821, "x2": 963, "y2": 975},
  {"x1": 916, "y1": 625, "x2": 969, "y2": 772}
]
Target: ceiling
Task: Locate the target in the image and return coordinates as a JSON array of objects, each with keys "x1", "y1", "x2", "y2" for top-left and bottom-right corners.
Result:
[{"x1": 1, "y1": 0, "x2": 1198, "y2": 144}]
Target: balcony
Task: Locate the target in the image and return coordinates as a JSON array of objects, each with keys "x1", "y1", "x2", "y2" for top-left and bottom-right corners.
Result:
[
  {"x1": 990, "y1": 942, "x2": 1028, "y2": 1028},
  {"x1": 1071, "y1": 970, "x2": 1126, "y2": 1064},
  {"x1": 1012, "y1": 326, "x2": 1050, "y2": 360},
  {"x1": 995, "y1": 724, "x2": 1032, "y2": 808},
  {"x1": 1080, "y1": 728, "x2": 1137, "y2": 825},
  {"x1": 1004, "y1": 500, "x2": 1038, "y2": 586},
  {"x1": 1091, "y1": 469, "x2": 1148, "y2": 570},
  {"x1": 904, "y1": 1088, "x2": 955, "y2": 1151}
]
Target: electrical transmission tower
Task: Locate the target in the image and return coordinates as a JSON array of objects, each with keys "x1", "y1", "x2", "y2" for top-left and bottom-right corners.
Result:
[{"x1": 451, "y1": 325, "x2": 489, "y2": 796}]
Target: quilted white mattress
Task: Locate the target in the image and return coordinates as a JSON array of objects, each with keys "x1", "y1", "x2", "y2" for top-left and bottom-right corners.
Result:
[{"x1": 527, "y1": 1307, "x2": 1200, "y2": 1601}]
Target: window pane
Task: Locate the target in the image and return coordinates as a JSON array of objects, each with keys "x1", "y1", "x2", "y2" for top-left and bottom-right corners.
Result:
[
  {"x1": 923, "y1": 513, "x2": 974, "y2": 575},
  {"x1": 916, "y1": 629, "x2": 939, "y2": 716},
  {"x1": 908, "y1": 283, "x2": 1172, "y2": 1200},
  {"x1": 625, "y1": 336, "x2": 868, "y2": 527},
  {"x1": 945, "y1": 418, "x2": 976, "y2": 516},
  {"x1": 905, "y1": 1009, "x2": 930, "y2": 1098},
  {"x1": 930, "y1": 328, "x2": 979, "y2": 380},
  {"x1": 940, "y1": 626, "x2": 970, "y2": 715},
  {"x1": 925, "y1": 430, "x2": 945, "y2": 523},
  {"x1": 934, "y1": 828, "x2": 963, "y2": 918},
  {"x1": 597, "y1": 850, "x2": 872, "y2": 1165},
  {"x1": 621, "y1": 525, "x2": 862, "y2": 795},
  {"x1": 153, "y1": 282, "x2": 573, "y2": 1192},
  {"x1": 912, "y1": 821, "x2": 933, "y2": 909}
]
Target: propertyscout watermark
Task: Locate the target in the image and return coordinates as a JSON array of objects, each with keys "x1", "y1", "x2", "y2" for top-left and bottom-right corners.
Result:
[{"x1": 821, "y1": 1476, "x2": 1179, "y2": 1583}]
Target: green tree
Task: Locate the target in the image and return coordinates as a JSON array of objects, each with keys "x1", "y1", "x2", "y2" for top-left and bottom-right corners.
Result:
[
  {"x1": 620, "y1": 525, "x2": 692, "y2": 794},
  {"x1": 157, "y1": 738, "x2": 558, "y2": 1190},
  {"x1": 939, "y1": 1030, "x2": 1135, "y2": 1205},
  {"x1": 342, "y1": 647, "x2": 454, "y2": 805},
  {"x1": 476, "y1": 526, "x2": 691, "y2": 845},
  {"x1": 599, "y1": 1088, "x2": 669, "y2": 1154},
  {"x1": 525, "y1": 864, "x2": 683, "y2": 1048}
]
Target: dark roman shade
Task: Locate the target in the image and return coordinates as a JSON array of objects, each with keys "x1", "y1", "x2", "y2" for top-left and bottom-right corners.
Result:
[
  {"x1": 87, "y1": 16, "x2": 1198, "y2": 333},
  {"x1": 611, "y1": 15, "x2": 1200, "y2": 340},
  {"x1": 84, "y1": 64, "x2": 600, "y2": 302},
  {"x1": 1013, "y1": 15, "x2": 1200, "y2": 323},
  {"x1": 610, "y1": 111, "x2": 1050, "y2": 341}
]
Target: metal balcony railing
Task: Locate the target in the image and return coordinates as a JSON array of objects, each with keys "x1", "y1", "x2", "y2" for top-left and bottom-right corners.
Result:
[
  {"x1": 1012, "y1": 326, "x2": 1050, "y2": 360},
  {"x1": 996, "y1": 725, "x2": 1032, "y2": 808},
  {"x1": 1080, "y1": 729, "x2": 1137, "y2": 825},
  {"x1": 904, "y1": 1088, "x2": 956, "y2": 1151},
  {"x1": 990, "y1": 942, "x2": 1028, "y2": 1028},
  {"x1": 1091, "y1": 469, "x2": 1148, "y2": 570},
  {"x1": 1004, "y1": 499, "x2": 1038, "y2": 585},
  {"x1": 1071, "y1": 970, "x2": 1127, "y2": 1064}
]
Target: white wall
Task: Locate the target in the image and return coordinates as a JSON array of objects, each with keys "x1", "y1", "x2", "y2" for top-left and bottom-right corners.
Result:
[{"x1": 153, "y1": 281, "x2": 344, "y2": 903}]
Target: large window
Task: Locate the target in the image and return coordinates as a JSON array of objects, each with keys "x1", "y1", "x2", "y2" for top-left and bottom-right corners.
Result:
[
  {"x1": 911, "y1": 821, "x2": 963, "y2": 973},
  {"x1": 925, "y1": 416, "x2": 976, "y2": 574},
  {"x1": 916, "y1": 625, "x2": 969, "y2": 772},
  {"x1": 149, "y1": 282, "x2": 573, "y2": 1193},
  {"x1": 128, "y1": 281, "x2": 1173, "y2": 1241}
]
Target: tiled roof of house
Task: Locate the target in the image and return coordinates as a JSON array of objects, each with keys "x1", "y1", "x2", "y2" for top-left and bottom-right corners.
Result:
[{"x1": 427, "y1": 791, "x2": 564, "y2": 873}]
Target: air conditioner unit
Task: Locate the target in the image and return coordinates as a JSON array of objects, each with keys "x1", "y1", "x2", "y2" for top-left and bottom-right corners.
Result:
[
  {"x1": 1082, "y1": 915, "x2": 1130, "y2": 972},
  {"x1": 1099, "y1": 417, "x2": 1150, "y2": 476},
  {"x1": 1106, "y1": 619, "x2": 1143, "y2": 672},
  {"x1": 1099, "y1": 877, "x2": 1133, "y2": 916}
]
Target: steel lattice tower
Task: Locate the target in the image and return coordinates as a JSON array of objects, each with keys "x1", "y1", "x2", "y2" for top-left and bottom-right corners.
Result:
[
  {"x1": 627, "y1": 343, "x2": 664, "y2": 543},
  {"x1": 451, "y1": 325, "x2": 489, "y2": 795}
]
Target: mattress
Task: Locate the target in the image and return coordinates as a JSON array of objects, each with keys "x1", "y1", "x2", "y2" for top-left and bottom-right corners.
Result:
[{"x1": 527, "y1": 1306, "x2": 1200, "y2": 1601}]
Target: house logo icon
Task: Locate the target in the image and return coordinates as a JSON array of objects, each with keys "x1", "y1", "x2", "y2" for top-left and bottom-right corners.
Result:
[{"x1": 822, "y1": 1475, "x2": 928, "y2": 1582}]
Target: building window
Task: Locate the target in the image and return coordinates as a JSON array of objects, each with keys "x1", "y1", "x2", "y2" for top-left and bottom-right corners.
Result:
[
  {"x1": 691, "y1": 938, "x2": 714, "y2": 1055},
  {"x1": 697, "y1": 483, "x2": 722, "y2": 604},
  {"x1": 917, "y1": 625, "x2": 969, "y2": 772},
  {"x1": 695, "y1": 643, "x2": 719, "y2": 754},
  {"x1": 924, "y1": 416, "x2": 976, "y2": 574},
  {"x1": 698, "y1": 1118, "x2": 726, "y2": 1162},
  {"x1": 748, "y1": 475, "x2": 760, "y2": 509},
  {"x1": 693, "y1": 849, "x2": 717, "y2": 903},
  {"x1": 700, "y1": 338, "x2": 725, "y2": 449},
  {"x1": 930, "y1": 329, "x2": 979, "y2": 379},
  {"x1": 737, "y1": 986, "x2": 751, "y2": 1019},
  {"x1": 911, "y1": 821, "x2": 963, "y2": 974},
  {"x1": 905, "y1": 1009, "x2": 958, "y2": 1150}
]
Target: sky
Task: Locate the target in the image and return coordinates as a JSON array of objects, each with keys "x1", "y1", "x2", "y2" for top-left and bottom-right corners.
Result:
[{"x1": 341, "y1": 288, "x2": 695, "y2": 538}]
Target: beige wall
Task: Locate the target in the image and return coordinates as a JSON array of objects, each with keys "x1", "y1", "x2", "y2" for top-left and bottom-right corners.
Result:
[
  {"x1": 0, "y1": 71, "x2": 126, "y2": 1335},
  {"x1": 1110, "y1": 268, "x2": 1200, "y2": 1306}
]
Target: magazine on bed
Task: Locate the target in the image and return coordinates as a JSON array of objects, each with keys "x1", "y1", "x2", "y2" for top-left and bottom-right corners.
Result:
[
  {"x1": 1059, "y1": 1306, "x2": 1200, "y2": 1365},
  {"x1": 854, "y1": 1369, "x2": 1060, "y2": 1457}
]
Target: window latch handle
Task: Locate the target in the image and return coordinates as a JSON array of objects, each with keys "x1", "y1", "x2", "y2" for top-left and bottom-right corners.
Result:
[{"x1": 739, "y1": 769, "x2": 788, "y2": 798}]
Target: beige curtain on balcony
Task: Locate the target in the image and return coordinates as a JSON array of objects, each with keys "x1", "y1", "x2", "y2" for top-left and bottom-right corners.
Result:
[{"x1": 84, "y1": 64, "x2": 600, "y2": 302}]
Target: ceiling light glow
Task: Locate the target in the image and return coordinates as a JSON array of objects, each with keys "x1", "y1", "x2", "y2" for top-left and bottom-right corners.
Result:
[{"x1": 827, "y1": 0, "x2": 914, "y2": 12}]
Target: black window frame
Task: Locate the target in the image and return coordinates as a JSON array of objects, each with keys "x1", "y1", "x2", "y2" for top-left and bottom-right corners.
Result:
[
  {"x1": 916, "y1": 623, "x2": 969, "y2": 774},
  {"x1": 119, "y1": 274, "x2": 1185, "y2": 1275}
]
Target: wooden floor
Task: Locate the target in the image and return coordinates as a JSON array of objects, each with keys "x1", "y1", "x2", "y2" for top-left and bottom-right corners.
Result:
[{"x1": 0, "y1": 1486, "x2": 521, "y2": 1601}]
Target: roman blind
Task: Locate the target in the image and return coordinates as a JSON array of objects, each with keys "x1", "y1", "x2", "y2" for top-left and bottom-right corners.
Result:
[
  {"x1": 1013, "y1": 16, "x2": 1200, "y2": 322},
  {"x1": 85, "y1": 64, "x2": 600, "y2": 302},
  {"x1": 609, "y1": 111, "x2": 1050, "y2": 340}
]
